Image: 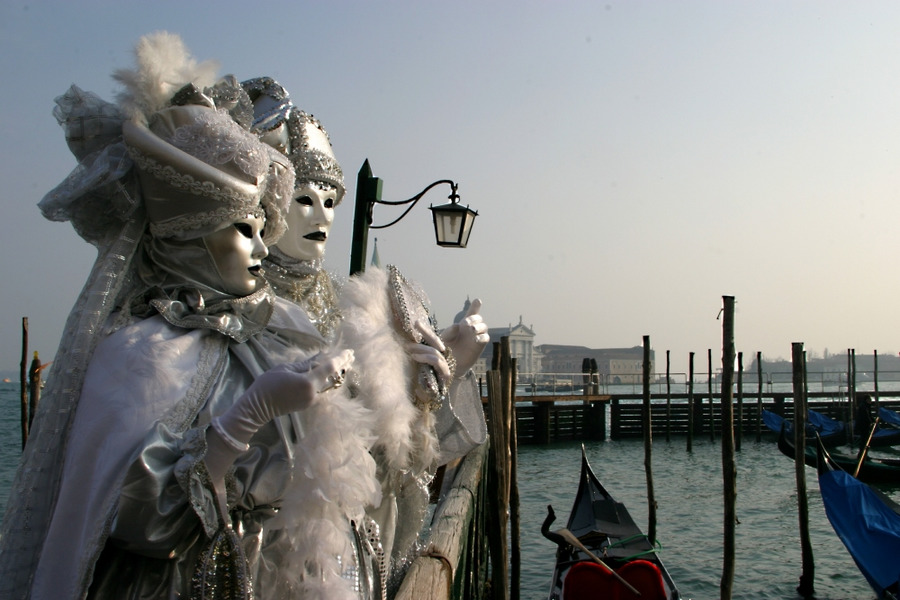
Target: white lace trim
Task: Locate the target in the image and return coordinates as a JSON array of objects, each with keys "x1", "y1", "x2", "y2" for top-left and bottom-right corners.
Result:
[
  {"x1": 128, "y1": 146, "x2": 260, "y2": 206},
  {"x1": 148, "y1": 205, "x2": 265, "y2": 239},
  {"x1": 169, "y1": 109, "x2": 269, "y2": 179}
]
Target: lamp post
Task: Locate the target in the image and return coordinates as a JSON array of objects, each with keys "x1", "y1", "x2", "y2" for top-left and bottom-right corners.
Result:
[{"x1": 349, "y1": 159, "x2": 478, "y2": 276}]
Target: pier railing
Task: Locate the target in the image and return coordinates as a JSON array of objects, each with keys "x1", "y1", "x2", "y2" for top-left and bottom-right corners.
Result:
[
  {"x1": 512, "y1": 370, "x2": 900, "y2": 396},
  {"x1": 492, "y1": 389, "x2": 900, "y2": 444}
]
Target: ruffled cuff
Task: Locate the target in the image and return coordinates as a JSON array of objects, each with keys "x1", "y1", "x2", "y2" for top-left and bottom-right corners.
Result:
[{"x1": 176, "y1": 425, "x2": 234, "y2": 539}]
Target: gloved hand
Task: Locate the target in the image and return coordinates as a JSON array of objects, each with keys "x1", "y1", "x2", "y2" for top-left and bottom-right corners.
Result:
[
  {"x1": 440, "y1": 298, "x2": 489, "y2": 375},
  {"x1": 408, "y1": 319, "x2": 453, "y2": 383},
  {"x1": 205, "y1": 350, "x2": 354, "y2": 482}
]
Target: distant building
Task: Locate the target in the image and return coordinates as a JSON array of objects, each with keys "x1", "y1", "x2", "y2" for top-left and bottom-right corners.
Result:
[
  {"x1": 537, "y1": 345, "x2": 651, "y2": 383},
  {"x1": 450, "y1": 299, "x2": 651, "y2": 382},
  {"x1": 453, "y1": 301, "x2": 537, "y2": 375}
]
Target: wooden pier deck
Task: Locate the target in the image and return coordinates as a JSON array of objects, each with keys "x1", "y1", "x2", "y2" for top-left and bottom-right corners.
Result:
[{"x1": 486, "y1": 392, "x2": 900, "y2": 444}]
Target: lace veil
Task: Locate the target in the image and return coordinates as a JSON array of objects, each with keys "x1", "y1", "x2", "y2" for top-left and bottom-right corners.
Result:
[{"x1": 0, "y1": 85, "x2": 146, "y2": 597}]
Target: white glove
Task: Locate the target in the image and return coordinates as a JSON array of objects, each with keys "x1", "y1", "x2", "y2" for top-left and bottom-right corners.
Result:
[
  {"x1": 409, "y1": 319, "x2": 453, "y2": 383},
  {"x1": 205, "y1": 350, "x2": 354, "y2": 482},
  {"x1": 440, "y1": 298, "x2": 489, "y2": 375}
]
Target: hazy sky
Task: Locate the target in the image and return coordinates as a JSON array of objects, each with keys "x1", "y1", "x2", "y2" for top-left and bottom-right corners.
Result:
[{"x1": 3, "y1": 1, "x2": 900, "y2": 377}]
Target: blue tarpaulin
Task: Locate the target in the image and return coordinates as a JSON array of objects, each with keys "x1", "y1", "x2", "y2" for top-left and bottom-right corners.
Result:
[{"x1": 819, "y1": 467, "x2": 900, "y2": 596}]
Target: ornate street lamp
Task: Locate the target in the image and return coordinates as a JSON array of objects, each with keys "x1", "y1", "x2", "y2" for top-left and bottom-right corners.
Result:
[{"x1": 349, "y1": 159, "x2": 478, "y2": 275}]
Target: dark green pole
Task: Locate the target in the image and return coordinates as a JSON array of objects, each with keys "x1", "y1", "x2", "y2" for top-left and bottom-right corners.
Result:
[{"x1": 349, "y1": 159, "x2": 383, "y2": 276}]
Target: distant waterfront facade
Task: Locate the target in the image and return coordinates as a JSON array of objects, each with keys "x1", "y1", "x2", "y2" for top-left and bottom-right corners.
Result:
[{"x1": 455, "y1": 300, "x2": 651, "y2": 382}]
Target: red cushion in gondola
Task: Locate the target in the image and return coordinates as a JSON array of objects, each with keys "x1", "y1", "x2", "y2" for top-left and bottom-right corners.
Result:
[
  {"x1": 614, "y1": 559, "x2": 668, "y2": 600},
  {"x1": 562, "y1": 561, "x2": 615, "y2": 600}
]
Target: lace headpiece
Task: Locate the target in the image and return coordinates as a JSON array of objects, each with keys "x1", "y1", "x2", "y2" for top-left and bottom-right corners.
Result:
[
  {"x1": 242, "y1": 76, "x2": 345, "y2": 204},
  {"x1": 117, "y1": 38, "x2": 294, "y2": 244}
]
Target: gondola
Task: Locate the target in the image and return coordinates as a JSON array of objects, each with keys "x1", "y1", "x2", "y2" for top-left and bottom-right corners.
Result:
[
  {"x1": 762, "y1": 409, "x2": 847, "y2": 447},
  {"x1": 541, "y1": 446, "x2": 679, "y2": 600},
  {"x1": 879, "y1": 406, "x2": 900, "y2": 429},
  {"x1": 776, "y1": 425, "x2": 900, "y2": 485},
  {"x1": 816, "y1": 435, "x2": 900, "y2": 599}
]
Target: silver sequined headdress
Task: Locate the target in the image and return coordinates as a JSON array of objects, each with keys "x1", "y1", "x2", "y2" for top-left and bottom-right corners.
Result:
[
  {"x1": 242, "y1": 76, "x2": 345, "y2": 204},
  {"x1": 119, "y1": 53, "x2": 294, "y2": 244}
]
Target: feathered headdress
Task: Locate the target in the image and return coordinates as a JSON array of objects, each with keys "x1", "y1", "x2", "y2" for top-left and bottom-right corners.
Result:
[{"x1": 113, "y1": 31, "x2": 219, "y2": 123}]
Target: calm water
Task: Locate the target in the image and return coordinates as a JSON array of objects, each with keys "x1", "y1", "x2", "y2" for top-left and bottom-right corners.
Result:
[{"x1": 0, "y1": 382, "x2": 895, "y2": 598}]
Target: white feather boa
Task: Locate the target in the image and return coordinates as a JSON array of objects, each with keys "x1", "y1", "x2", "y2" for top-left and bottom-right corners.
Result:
[
  {"x1": 264, "y1": 361, "x2": 381, "y2": 599},
  {"x1": 267, "y1": 266, "x2": 442, "y2": 598},
  {"x1": 338, "y1": 267, "x2": 440, "y2": 476}
]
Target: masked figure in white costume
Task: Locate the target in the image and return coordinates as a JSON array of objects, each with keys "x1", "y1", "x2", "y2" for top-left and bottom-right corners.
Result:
[
  {"x1": 242, "y1": 78, "x2": 490, "y2": 595},
  {"x1": 0, "y1": 34, "x2": 378, "y2": 600},
  {"x1": 241, "y1": 77, "x2": 345, "y2": 342}
]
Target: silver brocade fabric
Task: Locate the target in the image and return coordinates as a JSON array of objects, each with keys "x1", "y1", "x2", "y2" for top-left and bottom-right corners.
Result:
[
  {"x1": 262, "y1": 248, "x2": 343, "y2": 341},
  {"x1": 22, "y1": 301, "x2": 327, "y2": 599}
]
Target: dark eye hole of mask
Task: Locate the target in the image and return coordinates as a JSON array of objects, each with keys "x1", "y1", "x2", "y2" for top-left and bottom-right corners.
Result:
[{"x1": 234, "y1": 222, "x2": 254, "y2": 238}]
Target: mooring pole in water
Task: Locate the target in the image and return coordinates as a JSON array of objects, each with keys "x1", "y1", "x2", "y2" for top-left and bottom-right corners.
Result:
[
  {"x1": 28, "y1": 351, "x2": 42, "y2": 431},
  {"x1": 665, "y1": 350, "x2": 672, "y2": 443},
  {"x1": 736, "y1": 351, "x2": 743, "y2": 452},
  {"x1": 874, "y1": 350, "x2": 880, "y2": 411},
  {"x1": 844, "y1": 349, "x2": 852, "y2": 442},
  {"x1": 642, "y1": 335, "x2": 657, "y2": 544},
  {"x1": 505, "y1": 342, "x2": 521, "y2": 600},
  {"x1": 486, "y1": 340, "x2": 510, "y2": 600},
  {"x1": 792, "y1": 342, "x2": 815, "y2": 598},
  {"x1": 851, "y1": 349, "x2": 857, "y2": 446},
  {"x1": 687, "y1": 352, "x2": 695, "y2": 452},
  {"x1": 756, "y1": 351, "x2": 763, "y2": 443},
  {"x1": 720, "y1": 297, "x2": 736, "y2": 600},
  {"x1": 708, "y1": 349, "x2": 715, "y2": 441},
  {"x1": 20, "y1": 317, "x2": 28, "y2": 449}
]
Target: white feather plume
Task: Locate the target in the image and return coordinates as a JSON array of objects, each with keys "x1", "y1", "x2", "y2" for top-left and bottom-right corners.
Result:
[
  {"x1": 113, "y1": 31, "x2": 220, "y2": 121},
  {"x1": 339, "y1": 267, "x2": 440, "y2": 474}
]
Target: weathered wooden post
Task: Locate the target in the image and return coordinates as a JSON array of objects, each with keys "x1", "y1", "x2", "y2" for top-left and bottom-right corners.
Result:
[
  {"x1": 720, "y1": 297, "x2": 736, "y2": 600},
  {"x1": 642, "y1": 335, "x2": 657, "y2": 544},
  {"x1": 485, "y1": 337, "x2": 519, "y2": 599},
  {"x1": 20, "y1": 317, "x2": 28, "y2": 449},
  {"x1": 756, "y1": 351, "x2": 763, "y2": 443},
  {"x1": 486, "y1": 342, "x2": 509, "y2": 600},
  {"x1": 736, "y1": 352, "x2": 743, "y2": 452},
  {"x1": 708, "y1": 349, "x2": 715, "y2": 441},
  {"x1": 874, "y1": 349, "x2": 880, "y2": 410},
  {"x1": 687, "y1": 352, "x2": 695, "y2": 452},
  {"x1": 665, "y1": 350, "x2": 672, "y2": 443},
  {"x1": 28, "y1": 351, "x2": 42, "y2": 430},
  {"x1": 851, "y1": 349, "x2": 857, "y2": 445},
  {"x1": 581, "y1": 357, "x2": 590, "y2": 397},
  {"x1": 504, "y1": 341, "x2": 520, "y2": 600},
  {"x1": 792, "y1": 342, "x2": 815, "y2": 598},
  {"x1": 533, "y1": 399, "x2": 551, "y2": 445},
  {"x1": 844, "y1": 349, "x2": 852, "y2": 438}
]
